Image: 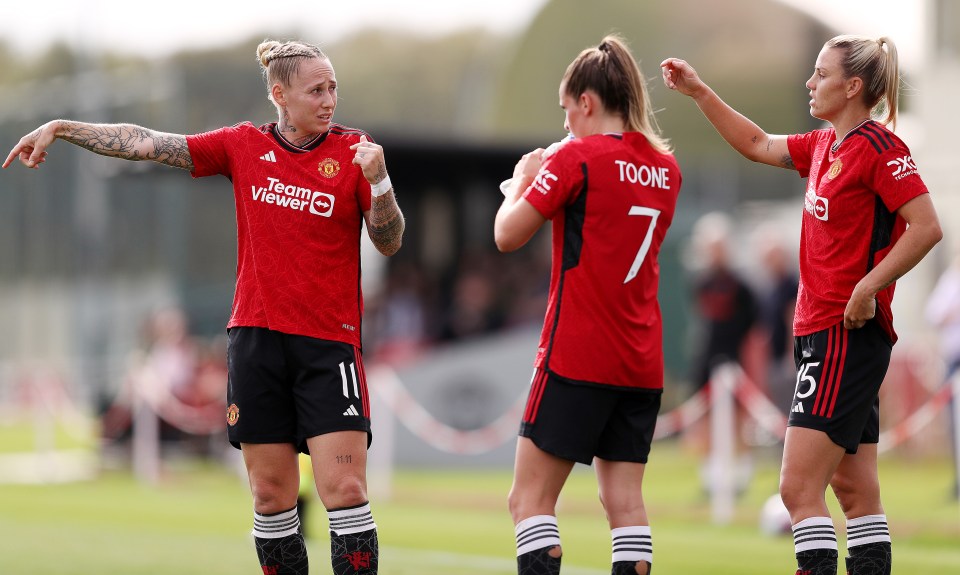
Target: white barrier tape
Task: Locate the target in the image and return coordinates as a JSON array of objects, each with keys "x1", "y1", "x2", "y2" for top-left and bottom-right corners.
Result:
[
  {"x1": 878, "y1": 377, "x2": 954, "y2": 453},
  {"x1": 653, "y1": 386, "x2": 710, "y2": 439},
  {"x1": 729, "y1": 367, "x2": 788, "y2": 440},
  {"x1": 134, "y1": 366, "x2": 224, "y2": 436},
  {"x1": 719, "y1": 363, "x2": 958, "y2": 451},
  {"x1": 368, "y1": 365, "x2": 525, "y2": 455},
  {"x1": 369, "y1": 365, "x2": 715, "y2": 454}
]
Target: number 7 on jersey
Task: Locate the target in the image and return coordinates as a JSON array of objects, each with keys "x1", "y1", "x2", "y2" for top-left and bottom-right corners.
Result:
[{"x1": 624, "y1": 206, "x2": 661, "y2": 284}]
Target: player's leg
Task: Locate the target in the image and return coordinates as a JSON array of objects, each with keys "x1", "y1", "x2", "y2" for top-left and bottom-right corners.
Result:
[
  {"x1": 243, "y1": 442, "x2": 309, "y2": 575},
  {"x1": 509, "y1": 436, "x2": 575, "y2": 575},
  {"x1": 780, "y1": 426, "x2": 845, "y2": 575},
  {"x1": 594, "y1": 389, "x2": 659, "y2": 575},
  {"x1": 308, "y1": 430, "x2": 377, "y2": 575},
  {"x1": 227, "y1": 327, "x2": 308, "y2": 574},
  {"x1": 596, "y1": 459, "x2": 651, "y2": 575},
  {"x1": 290, "y1": 338, "x2": 377, "y2": 574},
  {"x1": 832, "y1": 445, "x2": 890, "y2": 574}
]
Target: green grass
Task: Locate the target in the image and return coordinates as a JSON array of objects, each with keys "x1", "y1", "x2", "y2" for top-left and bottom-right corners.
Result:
[{"x1": 0, "y1": 442, "x2": 958, "y2": 574}]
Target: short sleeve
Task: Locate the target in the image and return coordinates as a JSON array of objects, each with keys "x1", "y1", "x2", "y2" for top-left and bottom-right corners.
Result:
[
  {"x1": 186, "y1": 126, "x2": 236, "y2": 178},
  {"x1": 522, "y1": 146, "x2": 584, "y2": 220},
  {"x1": 787, "y1": 131, "x2": 816, "y2": 178},
  {"x1": 865, "y1": 144, "x2": 929, "y2": 213}
]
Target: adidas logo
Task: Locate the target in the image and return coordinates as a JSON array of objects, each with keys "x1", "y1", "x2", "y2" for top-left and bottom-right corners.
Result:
[
  {"x1": 260, "y1": 150, "x2": 277, "y2": 163},
  {"x1": 791, "y1": 403, "x2": 804, "y2": 413},
  {"x1": 343, "y1": 404, "x2": 360, "y2": 416}
]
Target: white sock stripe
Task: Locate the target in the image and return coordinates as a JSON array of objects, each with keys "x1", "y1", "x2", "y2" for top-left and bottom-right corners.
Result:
[
  {"x1": 254, "y1": 507, "x2": 298, "y2": 523},
  {"x1": 844, "y1": 515, "x2": 890, "y2": 547},
  {"x1": 611, "y1": 526, "x2": 652, "y2": 563},
  {"x1": 847, "y1": 533, "x2": 892, "y2": 547},
  {"x1": 792, "y1": 517, "x2": 837, "y2": 553},
  {"x1": 846, "y1": 514, "x2": 886, "y2": 528},
  {"x1": 611, "y1": 526, "x2": 651, "y2": 537},
  {"x1": 327, "y1": 503, "x2": 371, "y2": 520},
  {"x1": 514, "y1": 515, "x2": 557, "y2": 534},
  {"x1": 847, "y1": 524, "x2": 890, "y2": 536},
  {"x1": 328, "y1": 506, "x2": 376, "y2": 536},
  {"x1": 792, "y1": 517, "x2": 834, "y2": 530},
  {"x1": 252, "y1": 509, "x2": 301, "y2": 539},
  {"x1": 515, "y1": 516, "x2": 561, "y2": 557},
  {"x1": 516, "y1": 525, "x2": 561, "y2": 547}
]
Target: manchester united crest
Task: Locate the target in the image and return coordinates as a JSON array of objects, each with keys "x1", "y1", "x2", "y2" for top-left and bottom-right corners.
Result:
[
  {"x1": 827, "y1": 158, "x2": 843, "y2": 180},
  {"x1": 318, "y1": 158, "x2": 341, "y2": 178},
  {"x1": 226, "y1": 403, "x2": 240, "y2": 426}
]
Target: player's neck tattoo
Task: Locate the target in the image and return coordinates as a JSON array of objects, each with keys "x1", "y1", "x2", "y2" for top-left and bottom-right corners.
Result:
[{"x1": 280, "y1": 109, "x2": 297, "y2": 133}]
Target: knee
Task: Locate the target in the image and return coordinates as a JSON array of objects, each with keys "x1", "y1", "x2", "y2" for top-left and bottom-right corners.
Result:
[
  {"x1": 778, "y1": 473, "x2": 808, "y2": 513},
  {"x1": 319, "y1": 474, "x2": 368, "y2": 509},
  {"x1": 507, "y1": 486, "x2": 547, "y2": 524},
  {"x1": 250, "y1": 474, "x2": 297, "y2": 513},
  {"x1": 830, "y1": 472, "x2": 878, "y2": 517}
]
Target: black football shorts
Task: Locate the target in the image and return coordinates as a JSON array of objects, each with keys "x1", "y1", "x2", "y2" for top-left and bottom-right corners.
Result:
[
  {"x1": 226, "y1": 327, "x2": 371, "y2": 454},
  {"x1": 788, "y1": 320, "x2": 892, "y2": 453},
  {"x1": 520, "y1": 368, "x2": 661, "y2": 465}
]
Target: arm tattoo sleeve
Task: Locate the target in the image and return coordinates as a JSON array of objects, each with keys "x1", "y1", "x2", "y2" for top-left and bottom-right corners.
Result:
[
  {"x1": 59, "y1": 122, "x2": 194, "y2": 170},
  {"x1": 368, "y1": 191, "x2": 405, "y2": 256}
]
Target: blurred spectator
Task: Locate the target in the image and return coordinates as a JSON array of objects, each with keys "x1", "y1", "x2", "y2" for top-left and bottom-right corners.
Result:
[
  {"x1": 687, "y1": 213, "x2": 759, "y2": 392},
  {"x1": 684, "y1": 212, "x2": 759, "y2": 493},
  {"x1": 366, "y1": 261, "x2": 430, "y2": 363},
  {"x1": 437, "y1": 251, "x2": 506, "y2": 341},
  {"x1": 754, "y1": 225, "x2": 799, "y2": 413},
  {"x1": 925, "y1": 239, "x2": 960, "y2": 498}
]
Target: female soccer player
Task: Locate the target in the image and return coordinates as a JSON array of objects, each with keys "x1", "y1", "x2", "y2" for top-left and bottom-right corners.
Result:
[
  {"x1": 662, "y1": 35, "x2": 942, "y2": 575},
  {"x1": 495, "y1": 35, "x2": 681, "y2": 575},
  {"x1": 4, "y1": 39, "x2": 405, "y2": 575}
]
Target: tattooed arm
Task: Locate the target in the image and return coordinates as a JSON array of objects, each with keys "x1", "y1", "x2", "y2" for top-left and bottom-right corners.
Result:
[
  {"x1": 3, "y1": 119, "x2": 194, "y2": 171},
  {"x1": 351, "y1": 135, "x2": 404, "y2": 256},
  {"x1": 365, "y1": 183, "x2": 405, "y2": 257}
]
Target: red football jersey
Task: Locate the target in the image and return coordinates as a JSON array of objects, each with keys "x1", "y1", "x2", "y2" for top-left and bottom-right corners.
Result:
[
  {"x1": 187, "y1": 122, "x2": 372, "y2": 346},
  {"x1": 787, "y1": 120, "x2": 929, "y2": 343},
  {"x1": 522, "y1": 133, "x2": 682, "y2": 389}
]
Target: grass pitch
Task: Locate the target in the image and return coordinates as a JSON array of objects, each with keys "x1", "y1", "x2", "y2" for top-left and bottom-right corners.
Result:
[{"x1": 0, "y1": 441, "x2": 958, "y2": 574}]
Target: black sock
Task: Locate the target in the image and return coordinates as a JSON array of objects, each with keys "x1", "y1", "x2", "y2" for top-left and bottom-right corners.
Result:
[
  {"x1": 796, "y1": 549, "x2": 839, "y2": 575},
  {"x1": 517, "y1": 546, "x2": 562, "y2": 575},
  {"x1": 328, "y1": 503, "x2": 378, "y2": 574},
  {"x1": 612, "y1": 560, "x2": 652, "y2": 574},
  {"x1": 253, "y1": 507, "x2": 308, "y2": 575}
]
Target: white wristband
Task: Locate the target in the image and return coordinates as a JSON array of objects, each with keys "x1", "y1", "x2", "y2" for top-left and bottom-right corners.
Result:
[{"x1": 370, "y1": 175, "x2": 392, "y2": 198}]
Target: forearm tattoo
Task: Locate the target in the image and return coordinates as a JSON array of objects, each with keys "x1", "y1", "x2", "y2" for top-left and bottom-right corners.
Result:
[
  {"x1": 59, "y1": 121, "x2": 194, "y2": 170},
  {"x1": 373, "y1": 161, "x2": 388, "y2": 184},
  {"x1": 368, "y1": 192, "x2": 405, "y2": 256}
]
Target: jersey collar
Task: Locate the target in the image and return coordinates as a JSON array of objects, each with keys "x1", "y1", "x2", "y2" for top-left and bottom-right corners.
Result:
[{"x1": 270, "y1": 123, "x2": 329, "y2": 153}]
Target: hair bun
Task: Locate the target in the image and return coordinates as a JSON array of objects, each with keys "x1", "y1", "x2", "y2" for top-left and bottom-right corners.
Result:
[{"x1": 257, "y1": 40, "x2": 282, "y2": 67}]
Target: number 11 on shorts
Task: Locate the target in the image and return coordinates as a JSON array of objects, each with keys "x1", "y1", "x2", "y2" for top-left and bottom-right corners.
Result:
[{"x1": 340, "y1": 361, "x2": 359, "y2": 398}]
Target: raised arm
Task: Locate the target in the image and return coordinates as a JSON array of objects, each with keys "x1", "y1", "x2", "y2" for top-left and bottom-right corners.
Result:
[
  {"x1": 661, "y1": 58, "x2": 793, "y2": 169},
  {"x1": 352, "y1": 136, "x2": 404, "y2": 256},
  {"x1": 3, "y1": 119, "x2": 194, "y2": 171}
]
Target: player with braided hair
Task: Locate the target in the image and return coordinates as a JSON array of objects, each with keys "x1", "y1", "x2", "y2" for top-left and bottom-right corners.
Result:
[{"x1": 5, "y1": 38, "x2": 404, "y2": 575}]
